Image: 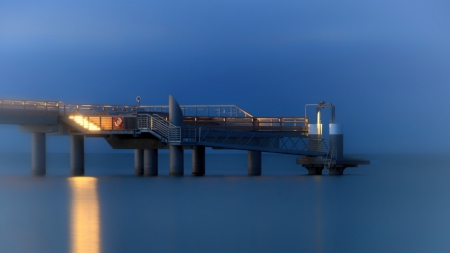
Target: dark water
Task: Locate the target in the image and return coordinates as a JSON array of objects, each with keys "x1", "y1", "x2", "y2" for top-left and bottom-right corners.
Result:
[{"x1": 0, "y1": 153, "x2": 448, "y2": 253}]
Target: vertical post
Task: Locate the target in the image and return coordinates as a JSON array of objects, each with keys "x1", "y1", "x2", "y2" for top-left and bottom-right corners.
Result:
[
  {"x1": 70, "y1": 135, "x2": 85, "y2": 176},
  {"x1": 170, "y1": 146, "x2": 184, "y2": 175},
  {"x1": 134, "y1": 149, "x2": 143, "y2": 176},
  {"x1": 31, "y1": 132, "x2": 46, "y2": 176},
  {"x1": 169, "y1": 95, "x2": 184, "y2": 176},
  {"x1": 144, "y1": 149, "x2": 158, "y2": 176},
  {"x1": 192, "y1": 146, "x2": 205, "y2": 176},
  {"x1": 248, "y1": 150, "x2": 261, "y2": 176}
]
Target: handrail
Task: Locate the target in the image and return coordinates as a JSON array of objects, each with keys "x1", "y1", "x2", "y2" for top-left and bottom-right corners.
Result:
[
  {"x1": 0, "y1": 99, "x2": 253, "y2": 117},
  {"x1": 137, "y1": 114, "x2": 181, "y2": 143},
  {"x1": 195, "y1": 128, "x2": 328, "y2": 154}
]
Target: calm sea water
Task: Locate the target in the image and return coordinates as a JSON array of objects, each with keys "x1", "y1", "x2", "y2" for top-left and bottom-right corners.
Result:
[{"x1": 0, "y1": 153, "x2": 448, "y2": 253}]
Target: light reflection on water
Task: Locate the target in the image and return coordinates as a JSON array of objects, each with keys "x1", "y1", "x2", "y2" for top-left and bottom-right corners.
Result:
[{"x1": 68, "y1": 177, "x2": 100, "y2": 253}]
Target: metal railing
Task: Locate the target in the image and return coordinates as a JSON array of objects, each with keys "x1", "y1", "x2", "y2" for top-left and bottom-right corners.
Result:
[
  {"x1": 137, "y1": 114, "x2": 181, "y2": 143},
  {"x1": 0, "y1": 99, "x2": 254, "y2": 118},
  {"x1": 136, "y1": 113, "x2": 326, "y2": 155},
  {"x1": 194, "y1": 128, "x2": 328, "y2": 155},
  {"x1": 137, "y1": 105, "x2": 253, "y2": 118},
  {"x1": 0, "y1": 100, "x2": 60, "y2": 114}
]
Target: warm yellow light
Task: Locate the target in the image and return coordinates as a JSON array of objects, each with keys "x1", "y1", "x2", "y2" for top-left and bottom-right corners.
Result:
[
  {"x1": 69, "y1": 116, "x2": 101, "y2": 131},
  {"x1": 68, "y1": 177, "x2": 101, "y2": 253}
]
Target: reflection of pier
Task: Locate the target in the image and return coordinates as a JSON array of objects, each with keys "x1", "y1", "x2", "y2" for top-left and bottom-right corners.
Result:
[{"x1": 0, "y1": 96, "x2": 368, "y2": 176}]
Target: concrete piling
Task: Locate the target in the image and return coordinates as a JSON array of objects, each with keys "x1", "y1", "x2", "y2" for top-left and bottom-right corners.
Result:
[
  {"x1": 144, "y1": 149, "x2": 158, "y2": 176},
  {"x1": 70, "y1": 135, "x2": 85, "y2": 176},
  {"x1": 248, "y1": 150, "x2": 261, "y2": 176},
  {"x1": 134, "y1": 149, "x2": 144, "y2": 176},
  {"x1": 192, "y1": 146, "x2": 205, "y2": 176},
  {"x1": 31, "y1": 132, "x2": 46, "y2": 176}
]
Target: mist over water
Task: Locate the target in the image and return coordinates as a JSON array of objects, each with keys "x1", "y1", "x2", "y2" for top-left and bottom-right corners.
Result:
[{"x1": 0, "y1": 153, "x2": 448, "y2": 252}]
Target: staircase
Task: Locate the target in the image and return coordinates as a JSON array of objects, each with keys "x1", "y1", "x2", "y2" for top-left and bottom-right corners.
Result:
[{"x1": 137, "y1": 114, "x2": 181, "y2": 144}]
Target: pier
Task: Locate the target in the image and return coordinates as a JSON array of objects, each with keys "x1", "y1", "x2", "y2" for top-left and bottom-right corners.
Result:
[{"x1": 0, "y1": 96, "x2": 369, "y2": 176}]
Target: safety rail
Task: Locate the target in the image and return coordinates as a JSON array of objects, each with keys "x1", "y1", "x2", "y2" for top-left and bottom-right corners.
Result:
[
  {"x1": 137, "y1": 114, "x2": 181, "y2": 143},
  {"x1": 136, "y1": 105, "x2": 253, "y2": 118},
  {"x1": 0, "y1": 99, "x2": 254, "y2": 118},
  {"x1": 0, "y1": 100, "x2": 60, "y2": 113},
  {"x1": 183, "y1": 116, "x2": 308, "y2": 132}
]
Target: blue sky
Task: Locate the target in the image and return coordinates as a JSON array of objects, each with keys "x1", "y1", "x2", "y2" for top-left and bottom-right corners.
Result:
[{"x1": 0, "y1": 0, "x2": 449, "y2": 153}]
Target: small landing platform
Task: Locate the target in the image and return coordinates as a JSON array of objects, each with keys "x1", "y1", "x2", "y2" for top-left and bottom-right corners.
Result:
[{"x1": 297, "y1": 156, "x2": 370, "y2": 175}]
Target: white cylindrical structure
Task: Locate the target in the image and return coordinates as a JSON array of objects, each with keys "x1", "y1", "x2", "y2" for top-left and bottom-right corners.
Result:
[
  {"x1": 329, "y1": 124, "x2": 343, "y2": 135},
  {"x1": 329, "y1": 124, "x2": 343, "y2": 159},
  {"x1": 308, "y1": 124, "x2": 322, "y2": 135}
]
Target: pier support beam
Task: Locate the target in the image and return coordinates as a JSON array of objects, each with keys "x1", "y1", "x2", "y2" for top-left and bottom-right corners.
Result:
[
  {"x1": 170, "y1": 146, "x2": 184, "y2": 176},
  {"x1": 144, "y1": 149, "x2": 158, "y2": 176},
  {"x1": 192, "y1": 146, "x2": 205, "y2": 176},
  {"x1": 31, "y1": 132, "x2": 46, "y2": 176},
  {"x1": 134, "y1": 149, "x2": 143, "y2": 176},
  {"x1": 248, "y1": 150, "x2": 261, "y2": 176},
  {"x1": 70, "y1": 135, "x2": 85, "y2": 176}
]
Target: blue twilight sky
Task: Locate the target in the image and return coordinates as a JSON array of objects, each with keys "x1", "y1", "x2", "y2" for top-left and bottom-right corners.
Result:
[{"x1": 0, "y1": 0, "x2": 449, "y2": 154}]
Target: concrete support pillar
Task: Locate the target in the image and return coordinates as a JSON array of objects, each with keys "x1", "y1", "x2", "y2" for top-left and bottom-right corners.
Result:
[
  {"x1": 31, "y1": 132, "x2": 46, "y2": 176},
  {"x1": 192, "y1": 146, "x2": 205, "y2": 176},
  {"x1": 308, "y1": 124, "x2": 322, "y2": 152},
  {"x1": 304, "y1": 165, "x2": 324, "y2": 175},
  {"x1": 169, "y1": 95, "x2": 184, "y2": 176},
  {"x1": 248, "y1": 150, "x2": 261, "y2": 176},
  {"x1": 329, "y1": 166, "x2": 346, "y2": 175},
  {"x1": 170, "y1": 146, "x2": 184, "y2": 176},
  {"x1": 144, "y1": 149, "x2": 158, "y2": 176},
  {"x1": 134, "y1": 149, "x2": 143, "y2": 176},
  {"x1": 70, "y1": 135, "x2": 84, "y2": 176}
]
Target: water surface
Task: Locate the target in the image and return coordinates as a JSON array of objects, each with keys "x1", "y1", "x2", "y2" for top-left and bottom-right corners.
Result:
[{"x1": 0, "y1": 153, "x2": 448, "y2": 252}]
